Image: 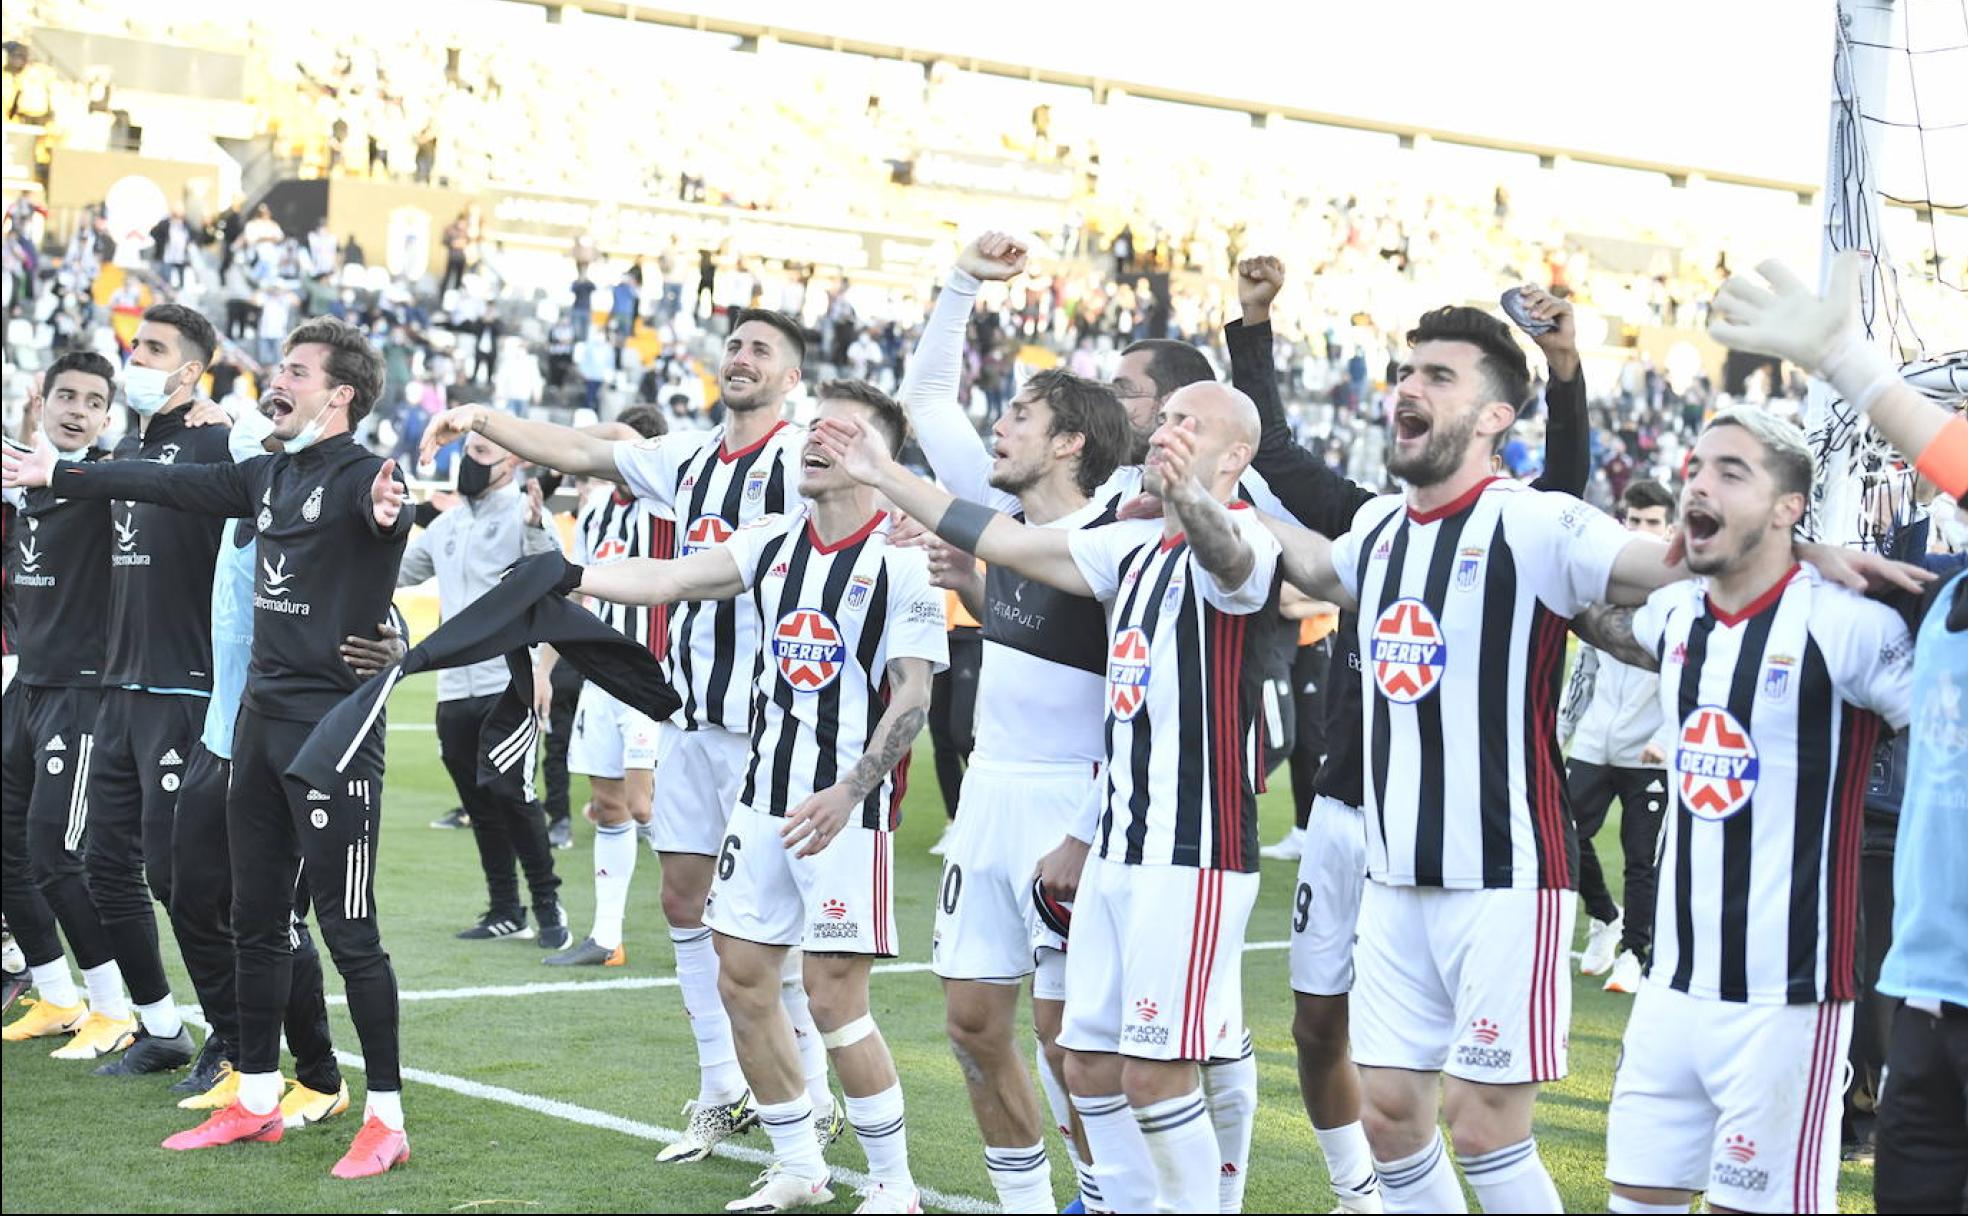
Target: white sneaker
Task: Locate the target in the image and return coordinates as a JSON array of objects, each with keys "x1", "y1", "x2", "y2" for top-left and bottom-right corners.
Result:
[
  {"x1": 853, "y1": 1183, "x2": 923, "y2": 1214},
  {"x1": 1579, "y1": 913, "x2": 1621, "y2": 976},
  {"x1": 927, "y1": 825, "x2": 953, "y2": 857},
  {"x1": 726, "y1": 1165, "x2": 834, "y2": 1212},
  {"x1": 1260, "y1": 827, "x2": 1306, "y2": 861},
  {"x1": 1604, "y1": 948, "x2": 1643, "y2": 994}
]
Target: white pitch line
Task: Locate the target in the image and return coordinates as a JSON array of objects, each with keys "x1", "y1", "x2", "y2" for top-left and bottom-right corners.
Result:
[{"x1": 178, "y1": 1009, "x2": 996, "y2": 1213}]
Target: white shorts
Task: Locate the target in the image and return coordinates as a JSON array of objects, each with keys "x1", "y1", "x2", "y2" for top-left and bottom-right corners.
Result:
[
  {"x1": 1289, "y1": 795, "x2": 1368, "y2": 997},
  {"x1": 703, "y1": 803, "x2": 898, "y2": 957},
  {"x1": 648, "y1": 727, "x2": 749, "y2": 857},
  {"x1": 1058, "y1": 855, "x2": 1257, "y2": 1062},
  {"x1": 566, "y1": 683, "x2": 666, "y2": 780},
  {"x1": 1607, "y1": 985, "x2": 1851, "y2": 1213},
  {"x1": 1352, "y1": 883, "x2": 1574, "y2": 1083},
  {"x1": 932, "y1": 760, "x2": 1094, "y2": 983}
]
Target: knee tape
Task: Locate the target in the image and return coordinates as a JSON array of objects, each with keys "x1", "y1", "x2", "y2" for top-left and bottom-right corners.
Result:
[{"x1": 820, "y1": 1013, "x2": 877, "y2": 1051}]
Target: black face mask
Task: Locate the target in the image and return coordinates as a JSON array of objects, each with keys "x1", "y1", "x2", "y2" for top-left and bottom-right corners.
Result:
[{"x1": 458, "y1": 453, "x2": 495, "y2": 498}]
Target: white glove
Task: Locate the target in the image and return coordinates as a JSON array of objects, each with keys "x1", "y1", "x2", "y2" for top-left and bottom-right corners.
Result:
[{"x1": 1708, "y1": 252, "x2": 1896, "y2": 410}]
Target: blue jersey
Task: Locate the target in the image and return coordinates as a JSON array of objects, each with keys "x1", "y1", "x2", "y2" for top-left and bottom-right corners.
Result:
[
  {"x1": 1880, "y1": 569, "x2": 1968, "y2": 1008},
  {"x1": 200, "y1": 521, "x2": 255, "y2": 759}
]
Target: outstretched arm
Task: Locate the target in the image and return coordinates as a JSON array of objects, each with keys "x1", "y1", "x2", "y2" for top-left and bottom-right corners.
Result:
[
  {"x1": 1710, "y1": 252, "x2": 1966, "y2": 499},
  {"x1": 575, "y1": 547, "x2": 745, "y2": 607},
  {"x1": 811, "y1": 416, "x2": 1094, "y2": 597},
  {"x1": 1572, "y1": 604, "x2": 1661, "y2": 672},
  {"x1": 4, "y1": 445, "x2": 254, "y2": 516},
  {"x1": 420, "y1": 404, "x2": 621, "y2": 482},
  {"x1": 1260, "y1": 514, "x2": 1353, "y2": 610}
]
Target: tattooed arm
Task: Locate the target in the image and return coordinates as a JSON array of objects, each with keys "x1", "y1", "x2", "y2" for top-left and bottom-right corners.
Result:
[
  {"x1": 1572, "y1": 604, "x2": 1661, "y2": 672},
  {"x1": 780, "y1": 656, "x2": 933, "y2": 858}
]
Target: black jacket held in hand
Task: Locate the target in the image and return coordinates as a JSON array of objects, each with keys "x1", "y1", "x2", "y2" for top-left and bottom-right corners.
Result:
[
  {"x1": 50, "y1": 432, "x2": 411, "y2": 721},
  {"x1": 288, "y1": 552, "x2": 681, "y2": 801}
]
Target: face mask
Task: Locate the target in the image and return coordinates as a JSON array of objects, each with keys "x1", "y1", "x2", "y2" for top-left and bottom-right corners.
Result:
[
  {"x1": 54, "y1": 444, "x2": 90, "y2": 462},
  {"x1": 281, "y1": 410, "x2": 330, "y2": 455},
  {"x1": 230, "y1": 407, "x2": 276, "y2": 462},
  {"x1": 120, "y1": 363, "x2": 183, "y2": 416},
  {"x1": 457, "y1": 453, "x2": 494, "y2": 498}
]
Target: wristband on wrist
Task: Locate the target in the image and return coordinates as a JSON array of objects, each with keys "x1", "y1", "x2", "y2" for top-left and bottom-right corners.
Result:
[
  {"x1": 934, "y1": 498, "x2": 999, "y2": 554},
  {"x1": 1817, "y1": 332, "x2": 1897, "y2": 414}
]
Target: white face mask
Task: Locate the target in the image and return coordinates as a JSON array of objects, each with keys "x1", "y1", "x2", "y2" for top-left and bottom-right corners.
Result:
[
  {"x1": 229, "y1": 407, "x2": 276, "y2": 462},
  {"x1": 120, "y1": 362, "x2": 184, "y2": 416},
  {"x1": 281, "y1": 409, "x2": 331, "y2": 455},
  {"x1": 53, "y1": 444, "x2": 90, "y2": 462}
]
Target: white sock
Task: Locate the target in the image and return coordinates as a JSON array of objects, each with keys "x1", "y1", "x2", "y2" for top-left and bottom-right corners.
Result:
[
  {"x1": 1134, "y1": 1088, "x2": 1220, "y2": 1213},
  {"x1": 845, "y1": 1082, "x2": 912, "y2": 1189},
  {"x1": 29, "y1": 959, "x2": 79, "y2": 1008},
  {"x1": 1072, "y1": 1092, "x2": 1155, "y2": 1213},
  {"x1": 365, "y1": 1088, "x2": 404, "y2": 1131},
  {"x1": 756, "y1": 1094, "x2": 828, "y2": 1182},
  {"x1": 238, "y1": 1070, "x2": 282, "y2": 1116},
  {"x1": 1376, "y1": 1130, "x2": 1467, "y2": 1213},
  {"x1": 1033, "y1": 1038, "x2": 1097, "y2": 1208},
  {"x1": 781, "y1": 952, "x2": 832, "y2": 1112},
  {"x1": 83, "y1": 961, "x2": 128, "y2": 1019},
  {"x1": 1202, "y1": 1040, "x2": 1258, "y2": 1212},
  {"x1": 1458, "y1": 1139, "x2": 1560, "y2": 1214},
  {"x1": 134, "y1": 994, "x2": 183, "y2": 1039},
  {"x1": 1314, "y1": 1121, "x2": 1381, "y2": 1200},
  {"x1": 670, "y1": 926, "x2": 744, "y2": 1104},
  {"x1": 589, "y1": 822, "x2": 636, "y2": 950},
  {"x1": 1608, "y1": 1197, "x2": 1690, "y2": 1214},
  {"x1": 985, "y1": 1142, "x2": 1054, "y2": 1213}
]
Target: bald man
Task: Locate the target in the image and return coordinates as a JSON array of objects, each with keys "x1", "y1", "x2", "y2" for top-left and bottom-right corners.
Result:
[{"x1": 814, "y1": 381, "x2": 1287, "y2": 1212}]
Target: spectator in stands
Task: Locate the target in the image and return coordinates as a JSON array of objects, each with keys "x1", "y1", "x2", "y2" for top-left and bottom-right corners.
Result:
[
  {"x1": 440, "y1": 211, "x2": 471, "y2": 299},
  {"x1": 569, "y1": 271, "x2": 597, "y2": 343},
  {"x1": 148, "y1": 209, "x2": 195, "y2": 290}
]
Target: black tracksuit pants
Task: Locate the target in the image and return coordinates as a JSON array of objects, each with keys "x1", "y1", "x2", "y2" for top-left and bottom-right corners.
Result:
[
  {"x1": 1876, "y1": 1003, "x2": 1968, "y2": 1212},
  {"x1": 436, "y1": 695, "x2": 559, "y2": 918},
  {"x1": 229, "y1": 706, "x2": 398, "y2": 1090},
  {"x1": 2, "y1": 682, "x2": 115, "y2": 973},
  {"x1": 1565, "y1": 759, "x2": 1668, "y2": 960},
  {"x1": 85, "y1": 687, "x2": 205, "y2": 1004},
  {"x1": 928, "y1": 627, "x2": 982, "y2": 822}
]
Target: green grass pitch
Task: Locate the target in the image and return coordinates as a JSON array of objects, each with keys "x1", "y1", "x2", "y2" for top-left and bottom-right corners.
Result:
[{"x1": 1, "y1": 679, "x2": 1877, "y2": 1212}]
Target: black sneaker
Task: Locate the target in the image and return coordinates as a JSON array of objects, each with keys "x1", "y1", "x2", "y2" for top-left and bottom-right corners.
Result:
[
  {"x1": 1, "y1": 968, "x2": 29, "y2": 1015},
  {"x1": 169, "y1": 1033, "x2": 235, "y2": 1095},
  {"x1": 536, "y1": 903, "x2": 572, "y2": 951},
  {"x1": 457, "y1": 909, "x2": 533, "y2": 940},
  {"x1": 429, "y1": 807, "x2": 471, "y2": 830},
  {"x1": 547, "y1": 818, "x2": 573, "y2": 850},
  {"x1": 94, "y1": 1025, "x2": 196, "y2": 1075}
]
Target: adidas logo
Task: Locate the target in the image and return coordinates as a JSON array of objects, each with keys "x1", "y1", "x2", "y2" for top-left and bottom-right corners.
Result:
[
  {"x1": 45, "y1": 735, "x2": 66, "y2": 752},
  {"x1": 159, "y1": 748, "x2": 183, "y2": 766},
  {"x1": 306, "y1": 789, "x2": 331, "y2": 802}
]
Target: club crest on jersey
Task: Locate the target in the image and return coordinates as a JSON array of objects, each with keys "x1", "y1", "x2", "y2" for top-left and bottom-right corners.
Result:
[
  {"x1": 1369, "y1": 598, "x2": 1446, "y2": 703},
  {"x1": 156, "y1": 443, "x2": 180, "y2": 466},
  {"x1": 1761, "y1": 655, "x2": 1794, "y2": 701},
  {"x1": 1454, "y1": 547, "x2": 1485, "y2": 591},
  {"x1": 1107, "y1": 627, "x2": 1151, "y2": 721},
  {"x1": 744, "y1": 470, "x2": 769, "y2": 503},
  {"x1": 302, "y1": 485, "x2": 323, "y2": 523},
  {"x1": 1162, "y1": 579, "x2": 1185, "y2": 614},
  {"x1": 773, "y1": 609, "x2": 846, "y2": 691},
  {"x1": 846, "y1": 575, "x2": 874, "y2": 612},
  {"x1": 683, "y1": 514, "x2": 735, "y2": 555},
  {"x1": 257, "y1": 488, "x2": 273, "y2": 532},
  {"x1": 1675, "y1": 705, "x2": 1760, "y2": 820}
]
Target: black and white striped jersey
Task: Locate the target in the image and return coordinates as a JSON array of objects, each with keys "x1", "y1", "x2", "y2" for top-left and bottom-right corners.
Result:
[
  {"x1": 723, "y1": 510, "x2": 948, "y2": 828},
  {"x1": 1332, "y1": 478, "x2": 1632, "y2": 890},
  {"x1": 613, "y1": 421, "x2": 806, "y2": 731},
  {"x1": 1632, "y1": 563, "x2": 1913, "y2": 1004},
  {"x1": 1067, "y1": 505, "x2": 1283, "y2": 872},
  {"x1": 574, "y1": 488, "x2": 677, "y2": 661}
]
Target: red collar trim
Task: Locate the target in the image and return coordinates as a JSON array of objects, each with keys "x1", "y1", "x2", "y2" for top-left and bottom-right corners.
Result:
[
  {"x1": 1407, "y1": 476, "x2": 1500, "y2": 525},
  {"x1": 1159, "y1": 499, "x2": 1249, "y2": 552},
  {"x1": 808, "y1": 510, "x2": 885, "y2": 555},
  {"x1": 718, "y1": 419, "x2": 789, "y2": 464},
  {"x1": 1706, "y1": 563, "x2": 1800, "y2": 628}
]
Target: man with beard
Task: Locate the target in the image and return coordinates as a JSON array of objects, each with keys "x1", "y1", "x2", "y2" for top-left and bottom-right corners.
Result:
[
  {"x1": 418, "y1": 308, "x2": 842, "y2": 1160},
  {"x1": 1244, "y1": 303, "x2": 1919, "y2": 1213},
  {"x1": 6, "y1": 316, "x2": 417, "y2": 1178}
]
